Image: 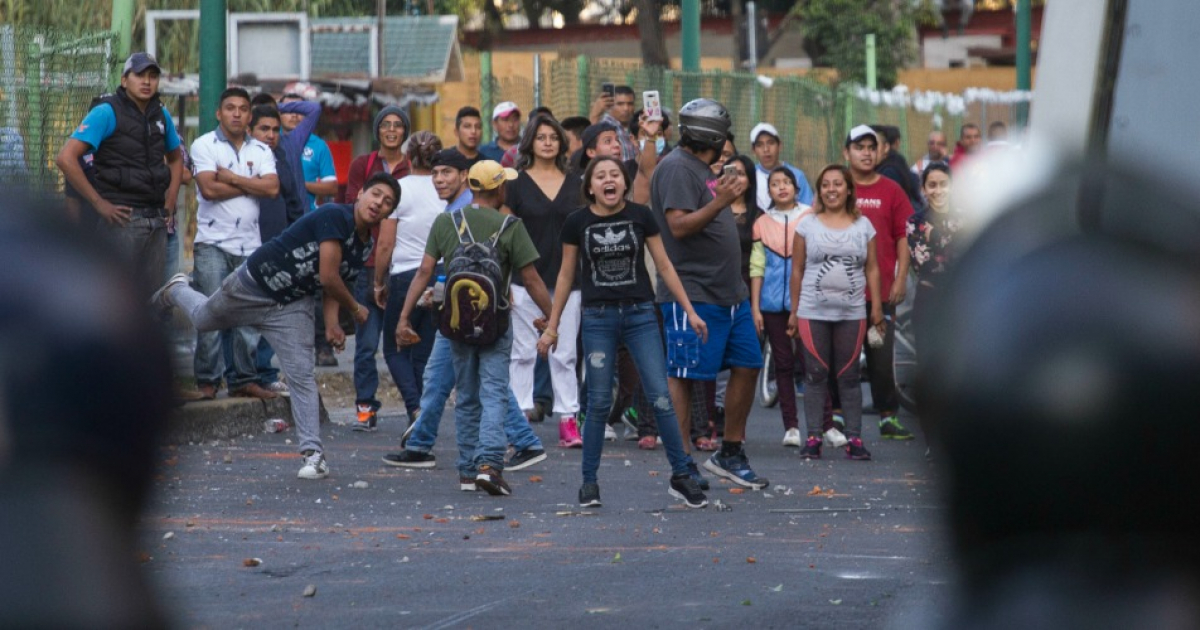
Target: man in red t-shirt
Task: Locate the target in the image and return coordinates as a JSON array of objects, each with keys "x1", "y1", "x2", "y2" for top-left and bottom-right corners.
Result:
[
  {"x1": 338, "y1": 105, "x2": 413, "y2": 429},
  {"x1": 843, "y1": 125, "x2": 916, "y2": 441}
]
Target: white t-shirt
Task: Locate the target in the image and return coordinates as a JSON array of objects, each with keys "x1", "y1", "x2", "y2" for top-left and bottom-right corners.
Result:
[
  {"x1": 794, "y1": 213, "x2": 876, "y2": 321},
  {"x1": 389, "y1": 174, "x2": 445, "y2": 275},
  {"x1": 191, "y1": 130, "x2": 276, "y2": 257}
]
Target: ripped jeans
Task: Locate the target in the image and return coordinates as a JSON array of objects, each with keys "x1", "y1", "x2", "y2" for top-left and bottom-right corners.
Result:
[{"x1": 580, "y1": 301, "x2": 693, "y2": 483}]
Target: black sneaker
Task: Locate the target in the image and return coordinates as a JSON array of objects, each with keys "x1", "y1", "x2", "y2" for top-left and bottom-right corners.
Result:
[
  {"x1": 668, "y1": 474, "x2": 708, "y2": 508},
  {"x1": 316, "y1": 348, "x2": 339, "y2": 367},
  {"x1": 799, "y1": 436, "x2": 823, "y2": 460},
  {"x1": 506, "y1": 448, "x2": 547, "y2": 471},
  {"x1": 879, "y1": 415, "x2": 915, "y2": 440},
  {"x1": 578, "y1": 482, "x2": 602, "y2": 507},
  {"x1": 687, "y1": 461, "x2": 710, "y2": 491},
  {"x1": 475, "y1": 465, "x2": 511, "y2": 496},
  {"x1": 381, "y1": 450, "x2": 436, "y2": 468},
  {"x1": 845, "y1": 437, "x2": 873, "y2": 461},
  {"x1": 704, "y1": 449, "x2": 770, "y2": 490}
]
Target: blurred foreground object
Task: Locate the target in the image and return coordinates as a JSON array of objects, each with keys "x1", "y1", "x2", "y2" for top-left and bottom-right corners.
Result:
[
  {"x1": 920, "y1": 160, "x2": 1200, "y2": 629},
  {"x1": 0, "y1": 190, "x2": 172, "y2": 628}
]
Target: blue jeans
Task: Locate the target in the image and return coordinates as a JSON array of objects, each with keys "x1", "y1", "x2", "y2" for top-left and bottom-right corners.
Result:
[
  {"x1": 581, "y1": 302, "x2": 693, "y2": 483},
  {"x1": 192, "y1": 243, "x2": 259, "y2": 388},
  {"x1": 381, "y1": 268, "x2": 436, "y2": 415},
  {"x1": 353, "y1": 272, "x2": 387, "y2": 409},
  {"x1": 407, "y1": 331, "x2": 542, "y2": 478},
  {"x1": 450, "y1": 328, "x2": 514, "y2": 472}
]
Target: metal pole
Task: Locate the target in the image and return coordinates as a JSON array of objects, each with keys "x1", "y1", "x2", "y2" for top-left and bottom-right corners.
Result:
[
  {"x1": 865, "y1": 33, "x2": 877, "y2": 91},
  {"x1": 110, "y1": 0, "x2": 135, "y2": 90},
  {"x1": 577, "y1": 54, "x2": 589, "y2": 116},
  {"x1": 747, "y1": 2, "x2": 757, "y2": 74},
  {"x1": 1015, "y1": 0, "x2": 1032, "y2": 127},
  {"x1": 533, "y1": 53, "x2": 542, "y2": 110},
  {"x1": 25, "y1": 39, "x2": 43, "y2": 188},
  {"x1": 748, "y1": 1, "x2": 758, "y2": 123},
  {"x1": 481, "y1": 51, "x2": 493, "y2": 143},
  {"x1": 377, "y1": 0, "x2": 387, "y2": 76},
  {"x1": 682, "y1": 0, "x2": 700, "y2": 101},
  {"x1": 199, "y1": 0, "x2": 226, "y2": 135},
  {"x1": 1, "y1": 26, "x2": 18, "y2": 127}
]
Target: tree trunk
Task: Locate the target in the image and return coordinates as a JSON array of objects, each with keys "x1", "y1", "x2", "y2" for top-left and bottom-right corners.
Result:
[{"x1": 635, "y1": 0, "x2": 670, "y2": 68}]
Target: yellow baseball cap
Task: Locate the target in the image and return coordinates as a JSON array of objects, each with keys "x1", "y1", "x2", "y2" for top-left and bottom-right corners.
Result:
[{"x1": 468, "y1": 160, "x2": 518, "y2": 192}]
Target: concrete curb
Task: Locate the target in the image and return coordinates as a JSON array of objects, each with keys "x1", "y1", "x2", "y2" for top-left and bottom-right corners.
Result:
[{"x1": 167, "y1": 396, "x2": 331, "y2": 444}]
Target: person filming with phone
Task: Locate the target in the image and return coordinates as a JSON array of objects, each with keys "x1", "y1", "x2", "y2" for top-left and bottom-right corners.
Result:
[
  {"x1": 648, "y1": 98, "x2": 770, "y2": 492},
  {"x1": 590, "y1": 83, "x2": 639, "y2": 162}
]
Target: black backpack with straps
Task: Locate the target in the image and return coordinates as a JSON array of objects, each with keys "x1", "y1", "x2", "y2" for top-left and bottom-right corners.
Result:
[{"x1": 438, "y1": 209, "x2": 518, "y2": 346}]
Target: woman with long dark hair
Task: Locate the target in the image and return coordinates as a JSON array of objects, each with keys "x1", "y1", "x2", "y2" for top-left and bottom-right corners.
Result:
[
  {"x1": 750, "y1": 165, "x2": 812, "y2": 447},
  {"x1": 787, "y1": 164, "x2": 884, "y2": 461},
  {"x1": 538, "y1": 156, "x2": 709, "y2": 509},
  {"x1": 500, "y1": 114, "x2": 585, "y2": 448},
  {"x1": 907, "y1": 163, "x2": 960, "y2": 337}
]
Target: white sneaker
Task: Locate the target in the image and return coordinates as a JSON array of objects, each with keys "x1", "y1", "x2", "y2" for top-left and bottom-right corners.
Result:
[
  {"x1": 265, "y1": 380, "x2": 291, "y2": 397},
  {"x1": 150, "y1": 272, "x2": 190, "y2": 312},
  {"x1": 782, "y1": 427, "x2": 802, "y2": 447},
  {"x1": 298, "y1": 450, "x2": 329, "y2": 479},
  {"x1": 604, "y1": 424, "x2": 618, "y2": 441},
  {"x1": 823, "y1": 427, "x2": 848, "y2": 448}
]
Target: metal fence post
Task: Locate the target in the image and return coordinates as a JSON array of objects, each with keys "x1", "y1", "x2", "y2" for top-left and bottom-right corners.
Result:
[
  {"x1": 533, "y1": 53, "x2": 541, "y2": 109},
  {"x1": 25, "y1": 39, "x2": 43, "y2": 188},
  {"x1": 481, "y1": 51, "x2": 493, "y2": 143},
  {"x1": 576, "y1": 55, "x2": 589, "y2": 117}
]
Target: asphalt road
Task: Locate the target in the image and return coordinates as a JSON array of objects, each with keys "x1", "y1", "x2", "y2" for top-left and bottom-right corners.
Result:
[{"x1": 140, "y1": 385, "x2": 952, "y2": 629}]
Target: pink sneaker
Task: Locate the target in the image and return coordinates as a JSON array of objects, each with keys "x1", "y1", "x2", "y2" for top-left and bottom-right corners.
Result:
[{"x1": 558, "y1": 416, "x2": 583, "y2": 448}]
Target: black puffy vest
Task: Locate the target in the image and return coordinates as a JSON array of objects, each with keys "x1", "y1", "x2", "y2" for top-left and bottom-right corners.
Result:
[{"x1": 91, "y1": 88, "x2": 172, "y2": 208}]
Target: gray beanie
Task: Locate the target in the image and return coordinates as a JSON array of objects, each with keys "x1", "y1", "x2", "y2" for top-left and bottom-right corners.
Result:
[{"x1": 373, "y1": 105, "x2": 411, "y2": 143}]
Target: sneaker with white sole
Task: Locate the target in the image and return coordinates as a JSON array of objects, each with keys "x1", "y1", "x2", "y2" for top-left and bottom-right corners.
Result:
[
  {"x1": 823, "y1": 427, "x2": 848, "y2": 448},
  {"x1": 459, "y1": 476, "x2": 479, "y2": 491},
  {"x1": 298, "y1": 450, "x2": 329, "y2": 479},
  {"x1": 265, "y1": 380, "x2": 290, "y2": 397},
  {"x1": 782, "y1": 427, "x2": 802, "y2": 447},
  {"x1": 579, "y1": 482, "x2": 602, "y2": 507},
  {"x1": 353, "y1": 403, "x2": 378, "y2": 432},
  {"x1": 604, "y1": 424, "x2": 617, "y2": 441},
  {"x1": 381, "y1": 450, "x2": 436, "y2": 468},
  {"x1": 668, "y1": 474, "x2": 708, "y2": 508},
  {"x1": 704, "y1": 449, "x2": 769, "y2": 490},
  {"x1": 506, "y1": 448, "x2": 546, "y2": 471},
  {"x1": 475, "y1": 465, "x2": 511, "y2": 496},
  {"x1": 150, "y1": 272, "x2": 190, "y2": 314}
]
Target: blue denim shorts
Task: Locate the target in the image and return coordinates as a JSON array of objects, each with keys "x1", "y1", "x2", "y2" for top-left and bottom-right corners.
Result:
[{"x1": 660, "y1": 299, "x2": 763, "y2": 380}]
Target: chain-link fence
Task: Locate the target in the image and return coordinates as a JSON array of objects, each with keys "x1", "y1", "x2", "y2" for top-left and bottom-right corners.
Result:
[
  {"x1": 0, "y1": 24, "x2": 118, "y2": 192},
  {"x1": 478, "y1": 54, "x2": 1014, "y2": 184}
]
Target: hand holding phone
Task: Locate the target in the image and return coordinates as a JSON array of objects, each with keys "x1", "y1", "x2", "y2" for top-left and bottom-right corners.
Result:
[
  {"x1": 601, "y1": 83, "x2": 615, "y2": 98},
  {"x1": 643, "y1": 90, "x2": 662, "y2": 122}
]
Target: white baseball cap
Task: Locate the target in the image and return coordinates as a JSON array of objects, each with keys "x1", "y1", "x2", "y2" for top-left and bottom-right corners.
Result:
[
  {"x1": 492, "y1": 101, "x2": 520, "y2": 120},
  {"x1": 845, "y1": 124, "x2": 879, "y2": 146},
  {"x1": 750, "y1": 122, "x2": 780, "y2": 144}
]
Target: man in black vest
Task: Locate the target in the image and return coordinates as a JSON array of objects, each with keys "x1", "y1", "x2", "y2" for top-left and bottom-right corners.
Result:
[{"x1": 56, "y1": 52, "x2": 184, "y2": 296}]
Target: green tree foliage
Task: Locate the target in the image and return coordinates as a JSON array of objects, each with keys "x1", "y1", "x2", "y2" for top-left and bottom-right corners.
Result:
[{"x1": 798, "y1": 0, "x2": 938, "y2": 89}]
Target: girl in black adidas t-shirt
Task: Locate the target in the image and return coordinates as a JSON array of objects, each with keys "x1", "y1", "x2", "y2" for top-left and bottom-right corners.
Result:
[{"x1": 536, "y1": 156, "x2": 710, "y2": 509}]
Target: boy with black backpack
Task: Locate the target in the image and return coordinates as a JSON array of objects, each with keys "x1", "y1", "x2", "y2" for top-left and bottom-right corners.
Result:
[{"x1": 396, "y1": 160, "x2": 552, "y2": 496}]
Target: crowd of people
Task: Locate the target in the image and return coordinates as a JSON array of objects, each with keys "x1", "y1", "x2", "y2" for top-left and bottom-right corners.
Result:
[{"x1": 62, "y1": 52, "x2": 988, "y2": 510}]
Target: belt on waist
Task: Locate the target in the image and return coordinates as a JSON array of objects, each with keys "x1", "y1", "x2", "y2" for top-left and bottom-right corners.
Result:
[{"x1": 128, "y1": 206, "x2": 168, "y2": 219}]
